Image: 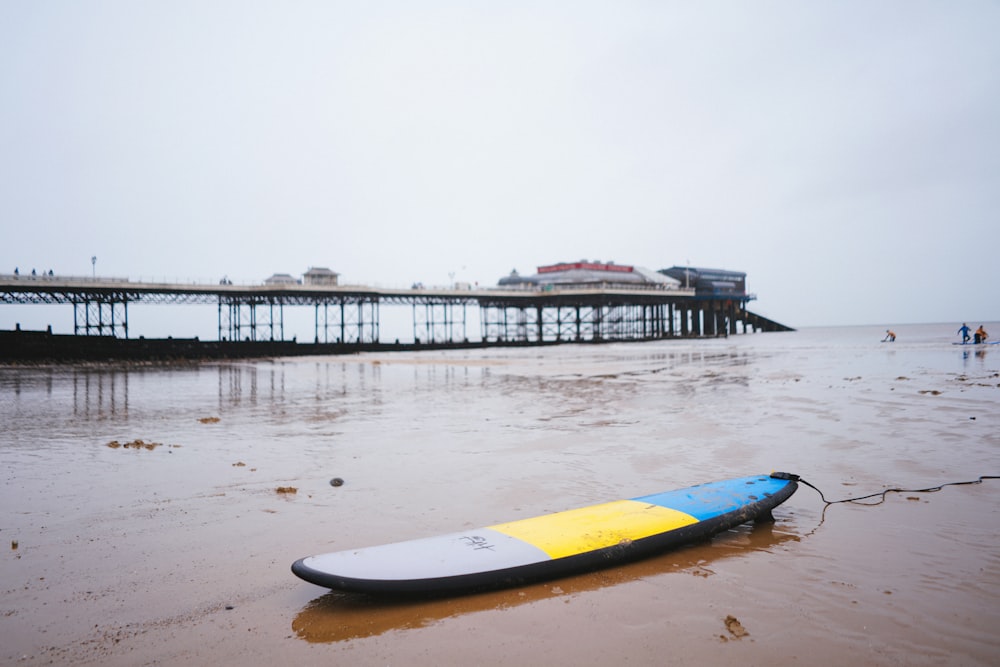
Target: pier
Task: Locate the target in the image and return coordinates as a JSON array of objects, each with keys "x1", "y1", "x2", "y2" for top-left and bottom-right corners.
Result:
[{"x1": 0, "y1": 272, "x2": 792, "y2": 361}]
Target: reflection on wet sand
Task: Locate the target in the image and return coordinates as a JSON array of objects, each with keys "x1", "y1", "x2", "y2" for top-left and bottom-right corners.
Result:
[
  {"x1": 959, "y1": 347, "x2": 989, "y2": 363},
  {"x1": 72, "y1": 370, "x2": 130, "y2": 418},
  {"x1": 291, "y1": 520, "x2": 799, "y2": 643}
]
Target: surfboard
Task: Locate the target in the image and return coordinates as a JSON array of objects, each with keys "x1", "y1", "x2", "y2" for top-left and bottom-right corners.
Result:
[
  {"x1": 291, "y1": 473, "x2": 798, "y2": 594},
  {"x1": 952, "y1": 341, "x2": 998, "y2": 345}
]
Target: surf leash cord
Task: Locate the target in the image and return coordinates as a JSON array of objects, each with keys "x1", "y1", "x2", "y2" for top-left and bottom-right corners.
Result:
[{"x1": 770, "y1": 472, "x2": 1000, "y2": 506}]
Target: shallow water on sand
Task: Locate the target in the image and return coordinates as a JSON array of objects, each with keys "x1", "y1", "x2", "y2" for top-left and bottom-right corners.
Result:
[{"x1": 1, "y1": 324, "x2": 998, "y2": 666}]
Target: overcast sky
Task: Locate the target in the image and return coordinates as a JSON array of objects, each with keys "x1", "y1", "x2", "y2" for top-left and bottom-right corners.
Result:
[{"x1": 2, "y1": 1, "x2": 998, "y2": 331}]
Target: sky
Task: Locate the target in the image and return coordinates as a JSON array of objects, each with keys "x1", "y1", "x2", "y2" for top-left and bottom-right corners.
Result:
[{"x1": 2, "y1": 1, "x2": 999, "y2": 336}]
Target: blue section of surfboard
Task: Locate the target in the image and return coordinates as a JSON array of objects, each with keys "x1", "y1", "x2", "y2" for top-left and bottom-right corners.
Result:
[
  {"x1": 291, "y1": 473, "x2": 798, "y2": 594},
  {"x1": 953, "y1": 341, "x2": 999, "y2": 345}
]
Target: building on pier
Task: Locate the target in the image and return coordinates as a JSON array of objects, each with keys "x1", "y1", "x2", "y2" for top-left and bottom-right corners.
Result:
[
  {"x1": 659, "y1": 266, "x2": 747, "y2": 297},
  {"x1": 303, "y1": 267, "x2": 339, "y2": 286},
  {"x1": 482, "y1": 259, "x2": 771, "y2": 344},
  {"x1": 264, "y1": 273, "x2": 300, "y2": 285},
  {"x1": 498, "y1": 261, "x2": 681, "y2": 290}
]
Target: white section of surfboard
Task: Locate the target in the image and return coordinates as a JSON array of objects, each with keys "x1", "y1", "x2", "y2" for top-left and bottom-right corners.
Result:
[{"x1": 299, "y1": 527, "x2": 549, "y2": 581}]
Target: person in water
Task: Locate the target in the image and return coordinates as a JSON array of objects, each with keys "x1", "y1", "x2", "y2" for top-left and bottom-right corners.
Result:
[
  {"x1": 974, "y1": 325, "x2": 988, "y2": 344},
  {"x1": 958, "y1": 323, "x2": 971, "y2": 343},
  {"x1": 883, "y1": 329, "x2": 896, "y2": 342}
]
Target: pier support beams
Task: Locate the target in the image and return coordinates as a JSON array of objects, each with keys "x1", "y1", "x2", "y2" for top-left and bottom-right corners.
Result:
[
  {"x1": 313, "y1": 299, "x2": 379, "y2": 344},
  {"x1": 480, "y1": 302, "x2": 670, "y2": 343},
  {"x1": 413, "y1": 301, "x2": 467, "y2": 344},
  {"x1": 73, "y1": 295, "x2": 128, "y2": 338},
  {"x1": 219, "y1": 298, "x2": 286, "y2": 342},
  {"x1": 478, "y1": 298, "x2": 765, "y2": 344},
  {"x1": 218, "y1": 297, "x2": 381, "y2": 344}
]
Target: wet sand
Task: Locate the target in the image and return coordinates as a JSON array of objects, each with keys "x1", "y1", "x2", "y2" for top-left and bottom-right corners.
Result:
[{"x1": 2, "y1": 324, "x2": 998, "y2": 665}]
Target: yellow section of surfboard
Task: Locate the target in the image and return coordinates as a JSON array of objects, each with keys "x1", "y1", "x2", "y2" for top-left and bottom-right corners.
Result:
[{"x1": 489, "y1": 499, "x2": 699, "y2": 559}]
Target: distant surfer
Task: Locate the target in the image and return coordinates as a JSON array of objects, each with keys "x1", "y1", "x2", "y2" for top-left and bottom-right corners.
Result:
[
  {"x1": 958, "y1": 323, "x2": 971, "y2": 343},
  {"x1": 882, "y1": 329, "x2": 896, "y2": 342},
  {"x1": 974, "y1": 325, "x2": 988, "y2": 344}
]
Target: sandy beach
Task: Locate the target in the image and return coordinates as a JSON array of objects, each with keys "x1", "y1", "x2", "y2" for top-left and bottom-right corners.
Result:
[{"x1": 2, "y1": 324, "x2": 998, "y2": 666}]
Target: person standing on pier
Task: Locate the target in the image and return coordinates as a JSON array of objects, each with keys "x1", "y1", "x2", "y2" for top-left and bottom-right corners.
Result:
[{"x1": 958, "y1": 323, "x2": 971, "y2": 343}]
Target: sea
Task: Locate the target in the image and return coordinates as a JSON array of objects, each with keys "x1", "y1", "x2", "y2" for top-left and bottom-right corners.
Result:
[{"x1": 1, "y1": 323, "x2": 998, "y2": 666}]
